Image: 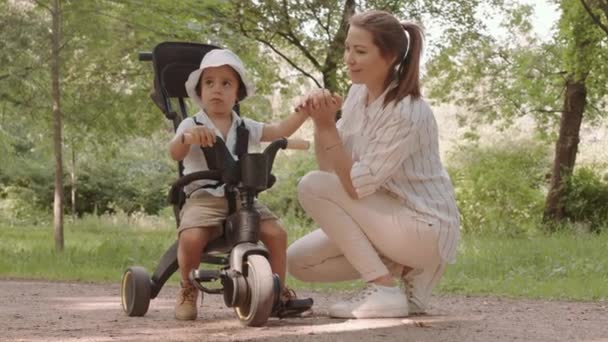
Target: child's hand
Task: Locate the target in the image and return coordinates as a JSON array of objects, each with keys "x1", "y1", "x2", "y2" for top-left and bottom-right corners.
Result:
[
  {"x1": 181, "y1": 126, "x2": 217, "y2": 147},
  {"x1": 294, "y1": 95, "x2": 312, "y2": 116},
  {"x1": 298, "y1": 89, "x2": 342, "y2": 128},
  {"x1": 295, "y1": 89, "x2": 342, "y2": 119}
]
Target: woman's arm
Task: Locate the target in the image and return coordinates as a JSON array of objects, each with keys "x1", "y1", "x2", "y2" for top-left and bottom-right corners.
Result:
[
  {"x1": 303, "y1": 89, "x2": 358, "y2": 198},
  {"x1": 314, "y1": 124, "x2": 357, "y2": 198},
  {"x1": 313, "y1": 129, "x2": 335, "y2": 172}
]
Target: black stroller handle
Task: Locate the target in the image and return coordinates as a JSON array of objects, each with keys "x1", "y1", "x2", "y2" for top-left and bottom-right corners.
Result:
[
  {"x1": 172, "y1": 170, "x2": 222, "y2": 189},
  {"x1": 167, "y1": 170, "x2": 222, "y2": 205},
  {"x1": 167, "y1": 137, "x2": 310, "y2": 205},
  {"x1": 181, "y1": 133, "x2": 309, "y2": 174}
]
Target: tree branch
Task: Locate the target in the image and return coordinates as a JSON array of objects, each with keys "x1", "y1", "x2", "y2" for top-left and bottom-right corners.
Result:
[
  {"x1": 275, "y1": 1, "x2": 323, "y2": 70},
  {"x1": 252, "y1": 36, "x2": 322, "y2": 88},
  {"x1": 276, "y1": 31, "x2": 323, "y2": 69},
  {"x1": 598, "y1": 0, "x2": 608, "y2": 19},
  {"x1": 235, "y1": 6, "x2": 324, "y2": 71},
  {"x1": 32, "y1": 0, "x2": 52, "y2": 12},
  {"x1": 304, "y1": 0, "x2": 330, "y2": 38},
  {"x1": 533, "y1": 108, "x2": 562, "y2": 114},
  {"x1": 73, "y1": 9, "x2": 179, "y2": 38},
  {"x1": 580, "y1": 0, "x2": 608, "y2": 35}
]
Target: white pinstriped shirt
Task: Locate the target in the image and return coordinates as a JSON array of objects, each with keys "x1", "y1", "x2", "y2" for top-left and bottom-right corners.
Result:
[{"x1": 338, "y1": 84, "x2": 460, "y2": 263}]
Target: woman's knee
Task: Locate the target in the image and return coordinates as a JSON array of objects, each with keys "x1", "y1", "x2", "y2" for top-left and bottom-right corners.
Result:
[{"x1": 297, "y1": 170, "x2": 338, "y2": 202}]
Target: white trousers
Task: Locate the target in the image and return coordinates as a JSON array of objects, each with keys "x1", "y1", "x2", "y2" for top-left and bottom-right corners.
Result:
[{"x1": 287, "y1": 171, "x2": 445, "y2": 307}]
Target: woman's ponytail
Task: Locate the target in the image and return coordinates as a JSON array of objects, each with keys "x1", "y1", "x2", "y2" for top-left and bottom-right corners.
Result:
[{"x1": 386, "y1": 22, "x2": 423, "y2": 105}]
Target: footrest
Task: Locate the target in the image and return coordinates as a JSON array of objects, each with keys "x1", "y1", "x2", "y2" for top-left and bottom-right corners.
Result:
[
  {"x1": 191, "y1": 269, "x2": 221, "y2": 282},
  {"x1": 273, "y1": 297, "x2": 314, "y2": 318}
]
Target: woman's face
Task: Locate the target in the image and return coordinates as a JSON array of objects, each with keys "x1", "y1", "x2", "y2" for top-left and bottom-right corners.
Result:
[{"x1": 343, "y1": 25, "x2": 394, "y2": 88}]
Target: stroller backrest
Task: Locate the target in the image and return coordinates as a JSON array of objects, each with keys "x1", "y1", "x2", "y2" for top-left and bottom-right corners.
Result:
[{"x1": 147, "y1": 42, "x2": 220, "y2": 124}]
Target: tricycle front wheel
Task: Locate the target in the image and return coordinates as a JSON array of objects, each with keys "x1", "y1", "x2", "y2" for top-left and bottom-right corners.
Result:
[{"x1": 234, "y1": 255, "x2": 275, "y2": 326}]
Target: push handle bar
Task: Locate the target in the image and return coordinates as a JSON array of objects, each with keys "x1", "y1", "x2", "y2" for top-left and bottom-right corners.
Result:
[{"x1": 138, "y1": 52, "x2": 153, "y2": 61}]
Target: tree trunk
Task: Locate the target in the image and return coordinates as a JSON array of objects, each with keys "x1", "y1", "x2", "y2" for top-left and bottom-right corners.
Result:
[
  {"x1": 51, "y1": 0, "x2": 64, "y2": 251},
  {"x1": 543, "y1": 77, "x2": 587, "y2": 225},
  {"x1": 322, "y1": 0, "x2": 355, "y2": 93},
  {"x1": 70, "y1": 144, "x2": 76, "y2": 219}
]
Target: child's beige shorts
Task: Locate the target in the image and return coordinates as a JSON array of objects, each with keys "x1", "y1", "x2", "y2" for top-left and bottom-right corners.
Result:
[{"x1": 177, "y1": 192, "x2": 278, "y2": 238}]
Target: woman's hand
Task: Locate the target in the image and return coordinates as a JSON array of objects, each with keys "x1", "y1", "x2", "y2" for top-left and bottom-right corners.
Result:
[{"x1": 296, "y1": 89, "x2": 342, "y2": 128}]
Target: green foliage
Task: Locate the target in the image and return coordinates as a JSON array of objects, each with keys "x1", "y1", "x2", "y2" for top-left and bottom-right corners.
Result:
[
  {"x1": 223, "y1": 0, "x2": 494, "y2": 94},
  {"x1": 0, "y1": 186, "x2": 52, "y2": 227},
  {"x1": 425, "y1": 0, "x2": 608, "y2": 131},
  {"x1": 447, "y1": 140, "x2": 550, "y2": 236},
  {"x1": 0, "y1": 132, "x2": 175, "y2": 219},
  {"x1": 69, "y1": 132, "x2": 176, "y2": 215},
  {"x1": 0, "y1": 0, "x2": 303, "y2": 226},
  {"x1": 557, "y1": 0, "x2": 608, "y2": 122},
  {"x1": 559, "y1": 0, "x2": 606, "y2": 81},
  {"x1": 564, "y1": 166, "x2": 608, "y2": 232},
  {"x1": 0, "y1": 123, "x2": 316, "y2": 221},
  {"x1": 425, "y1": 5, "x2": 562, "y2": 134},
  {"x1": 0, "y1": 131, "x2": 54, "y2": 225}
]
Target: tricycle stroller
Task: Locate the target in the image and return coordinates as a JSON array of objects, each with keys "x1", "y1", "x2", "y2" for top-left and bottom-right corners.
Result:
[{"x1": 120, "y1": 41, "x2": 313, "y2": 327}]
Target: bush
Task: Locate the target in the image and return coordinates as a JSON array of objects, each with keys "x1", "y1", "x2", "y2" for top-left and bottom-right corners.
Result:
[
  {"x1": 0, "y1": 141, "x2": 54, "y2": 225},
  {"x1": 74, "y1": 152, "x2": 174, "y2": 216},
  {"x1": 447, "y1": 141, "x2": 550, "y2": 236},
  {"x1": 0, "y1": 185, "x2": 51, "y2": 226},
  {"x1": 564, "y1": 166, "x2": 608, "y2": 232},
  {"x1": 0, "y1": 132, "x2": 176, "y2": 219}
]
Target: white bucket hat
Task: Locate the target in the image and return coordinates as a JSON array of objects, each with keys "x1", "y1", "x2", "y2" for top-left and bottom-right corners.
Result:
[{"x1": 185, "y1": 49, "x2": 254, "y2": 111}]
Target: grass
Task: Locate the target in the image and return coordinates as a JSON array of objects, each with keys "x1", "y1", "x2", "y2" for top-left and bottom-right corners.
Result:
[
  {"x1": 0, "y1": 213, "x2": 176, "y2": 282},
  {"x1": 1, "y1": 214, "x2": 606, "y2": 301},
  {"x1": 439, "y1": 232, "x2": 608, "y2": 301}
]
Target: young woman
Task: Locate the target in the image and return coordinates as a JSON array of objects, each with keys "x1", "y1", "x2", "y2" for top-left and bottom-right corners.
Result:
[{"x1": 287, "y1": 10, "x2": 460, "y2": 319}]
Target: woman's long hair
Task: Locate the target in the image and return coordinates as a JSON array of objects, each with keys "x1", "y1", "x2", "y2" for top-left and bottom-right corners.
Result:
[{"x1": 349, "y1": 10, "x2": 424, "y2": 107}]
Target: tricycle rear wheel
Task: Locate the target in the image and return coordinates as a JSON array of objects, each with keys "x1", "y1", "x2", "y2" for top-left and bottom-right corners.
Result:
[{"x1": 121, "y1": 266, "x2": 152, "y2": 317}]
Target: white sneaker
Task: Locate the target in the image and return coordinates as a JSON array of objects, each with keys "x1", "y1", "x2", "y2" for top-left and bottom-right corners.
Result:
[
  {"x1": 329, "y1": 284, "x2": 409, "y2": 318},
  {"x1": 400, "y1": 264, "x2": 446, "y2": 315},
  {"x1": 379, "y1": 255, "x2": 427, "y2": 315},
  {"x1": 401, "y1": 277, "x2": 426, "y2": 315}
]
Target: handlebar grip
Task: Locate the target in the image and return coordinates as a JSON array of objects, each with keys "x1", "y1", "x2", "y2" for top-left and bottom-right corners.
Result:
[
  {"x1": 286, "y1": 139, "x2": 310, "y2": 150},
  {"x1": 138, "y1": 52, "x2": 153, "y2": 61}
]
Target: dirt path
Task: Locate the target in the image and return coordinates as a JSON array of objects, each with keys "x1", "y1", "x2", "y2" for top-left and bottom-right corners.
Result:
[{"x1": 1, "y1": 280, "x2": 606, "y2": 342}]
